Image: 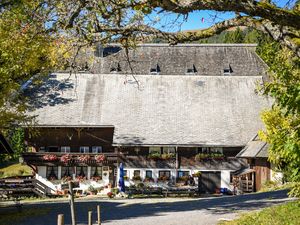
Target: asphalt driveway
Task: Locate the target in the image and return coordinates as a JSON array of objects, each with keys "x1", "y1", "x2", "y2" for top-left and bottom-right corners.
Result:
[{"x1": 0, "y1": 190, "x2": 293, "y2": 225}]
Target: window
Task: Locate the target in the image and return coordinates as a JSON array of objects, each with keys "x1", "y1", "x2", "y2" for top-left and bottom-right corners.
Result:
[
  {"x1": 146, "y1": 170, "x2": 152, "y2": 178},
  {"x1": 91, "y1": 167, "x2": 102, "y2": 177},
  {"x1": 150, "y1": 63, "x2": 160, "y2": 75},
  {"x1": 76, "y1": 166, "x2": 87, "y2": 177},
  {"x1": 178, "y1": 171, "x2": 189, "y2": 177},
  {"x1": 163, "y1": 147, "x2": 176, "y2": 154},
  {"x1": 61, "y1": 146, "x2": 70, "y2": 153},
  {"x1": 46, "y1": 166, "x2": 58, "y2": 179},
  {"x1": 48, "y1": 146, "x2": 59, "y2": 152},
  {"x1": 186, "y1": 64, "x2": 197, "y2": 75},
  {"x1": 210, "y1": 147, "x2": 223, "y2": 154},
  {"x1": 123, "y1": 170, "x2": 128, "y2": 177},
  {"x1": 133, "y1": 170, "x2": 140, "y2": 177},
  {"x1": 39, "y1": 147, "x2": 46, "y2": 152},
  {"x1": 80, "y1": 146, "x2": 89, "y2": 153},
  {"x1": 199, "y1": 147, "x2": 210, "y2": 154},
  {"x1": 149, "y1": 147, "x2": 161, "y2": 154},
  {"x1": 92, "y1": 146, "x2": 102, "y2": 153},
  {"x1": 110, "y1": 62, "x2": 121, "y2": 73},
  {"x1": 223, "y1": 64, "x2": 232, "y2": 75},
  {"x1": 61, "y1": 166, "x2": 72, "y2": 177},
  {"x1": 159, "y1": 171, "x2": 171, "y2": 178}
]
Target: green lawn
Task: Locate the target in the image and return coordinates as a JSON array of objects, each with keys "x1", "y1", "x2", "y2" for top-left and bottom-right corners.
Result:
[
  {"x1": 220, "y1": 201, "x2": 300, "y2": 225},
  {"x1": 0, "y1": 163, "x2": 33, "y2": 178}
]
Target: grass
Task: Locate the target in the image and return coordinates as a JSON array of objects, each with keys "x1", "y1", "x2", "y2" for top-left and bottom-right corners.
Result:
[
  {"x1": 0, "y1": 207, "x2": 51, "y2": 225},
  {"x1": 219, "y1": 200, "x2": 300, "y2": 225},
  {"x1": 259, "y1": 180, "x2": 293, "y2": 193},
  {"x1": 0, "y1": 163, "x2": 33, "y2": 178}
]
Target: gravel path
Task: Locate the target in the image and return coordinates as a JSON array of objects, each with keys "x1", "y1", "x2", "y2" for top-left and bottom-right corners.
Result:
[{"x1": 1, "y1": 190, "x2": 292, "y2": 225}]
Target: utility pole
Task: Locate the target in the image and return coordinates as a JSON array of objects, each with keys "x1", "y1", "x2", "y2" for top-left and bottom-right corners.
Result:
[{"x1": 68, "y1": 181, "x2": 76, "y2": 225}]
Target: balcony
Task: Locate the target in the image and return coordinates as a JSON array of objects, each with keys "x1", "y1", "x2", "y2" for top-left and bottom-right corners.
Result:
[
  {"x1": 22, "y1": 152, "x2": 120, "y2": 166},
  {"x1": 120, "y1": 155, "x2": 247, "y2": 170},
  {"x1": 179, "y1": 156, "x2": 248, "y2": 170},
  {"x1": 120, "y1": 155, "x2": 176, "y2": 169}
]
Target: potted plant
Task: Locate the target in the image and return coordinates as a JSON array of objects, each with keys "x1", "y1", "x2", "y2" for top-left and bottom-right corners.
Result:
[
  {"x1": 78, "y1": 155, "x2": 90, "y2": 163},
  {"x1": 107, "y1": 192, "x2": 114, "y2": 198},
  {"x1": 95, "y1": 154, "x2": 106, "y2": 163},
  {"x1": 148, "y1": 152, "x2": 161, "y2": 160},
  {"x1": 43, "y1": 154, "x2": 58, "y2": 161},
  {"x1": 161, "y1": 153, "x2": 175, "y2": 160},
  {"x1": 158, "y1": 176, "x2": 169, "y2": 182},
  {"x1": 132, "y1": 175, "x2": 142, "y2": 181},
  {"x1": 144, "y1": 177, "x2": 154, "y2": 182},
  {"x1": 60, "y1": 154, "x2": 72, "y2": 164},
  {"x1": 192, "y1": 171, "x2": 202, "y2": 177}
]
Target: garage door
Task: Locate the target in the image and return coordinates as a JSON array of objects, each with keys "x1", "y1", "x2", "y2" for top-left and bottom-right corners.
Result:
[{"x1": 199, "y1": 171, "x2": 221, "y2": 193}]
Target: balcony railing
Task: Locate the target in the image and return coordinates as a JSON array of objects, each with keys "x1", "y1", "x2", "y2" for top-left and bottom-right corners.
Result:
[
  {"x1": 120, "y1": 155, "x2": 247, "y2": 170},
  {"x1": 22, "y1": 152, "x2": 120, "y2": 166}
]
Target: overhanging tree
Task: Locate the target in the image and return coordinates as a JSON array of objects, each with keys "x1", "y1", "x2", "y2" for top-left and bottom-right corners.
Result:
[{"x1": 0, "y1": 0, "x2": 299, "y2": 195}]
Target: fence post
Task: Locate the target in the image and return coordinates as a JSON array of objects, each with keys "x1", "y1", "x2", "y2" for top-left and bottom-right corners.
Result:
[
  {"x1": 68, "y1": 181, "x2": 76, "y2": 225},
  {"x1": 88, "y1": 211, "x2": 92, "y2": 225},
  {"x1": 97, "y1": 205, "x2": 101, "y2": 225},
  {"x1": 57, "y1": 214, "x2": 64, "y2": 225}
]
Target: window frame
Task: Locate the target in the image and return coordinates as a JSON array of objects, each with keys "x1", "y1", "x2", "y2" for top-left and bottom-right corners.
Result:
[
  {"x1": 61, "y1": 146, "x2": 71, "y2": 153},
  {"x1": 92, "y1": 146, "x2": 102, "y2": 153},
  {"x1": 145, "y1": 170, "x2": 153, "y2": 178},
  {"x1": 159, "y1": 170, "x2": 171, "y2": 178},
  {"x1": 149, "y1": 147, "x2": 161, "y2": 155},
  {"x1": 80, "y1": 146, "x2": 90, "y2": 153},
  {"x1": 162, "y1": 147, "x2": 176, "y2": 154}
]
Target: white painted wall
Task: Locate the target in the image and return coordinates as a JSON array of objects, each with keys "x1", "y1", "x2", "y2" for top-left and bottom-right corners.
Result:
[
  {"x1": 37, "y1": 166, "x2": 47, "y2": 178},
  {"x1": 120, "y1": 167, "x2": 232, "y2": 190},
  {"x1": 58, "y1": 166, "x2": 62, "y2": 179},
  {"x1": 221, "y1": 170, "x2": 231, "y2": 190}
]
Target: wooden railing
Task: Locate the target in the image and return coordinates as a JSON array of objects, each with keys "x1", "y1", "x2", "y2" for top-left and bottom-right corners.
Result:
[
  {"x1": 22, "y1": 152, "x2": 120, "y2": 166},
  {"x1": 0, "y1": 177, "x2": 52, "y2": 198},
  {"x1": 119, "y1": 155, "x2": 247, "y2": 170}
]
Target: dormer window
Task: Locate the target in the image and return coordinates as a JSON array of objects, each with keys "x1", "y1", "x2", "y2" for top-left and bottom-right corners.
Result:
[
  {"x1": 223, "y1": 64, "x2": 233, "y2": 76},
  {"x1": 186, "y1": 64, "x2": 197, "y2": 75},
  {"x1": 110, "y1": 62, "x2": 121, "y2": 73},
  {"x1": 150, "y1": 64, "x2": 160, "y2": 75}
]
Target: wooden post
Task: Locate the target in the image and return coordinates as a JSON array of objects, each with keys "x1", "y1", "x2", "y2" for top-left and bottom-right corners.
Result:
[
  {"x1": 97, "y1": 205, "x2": 101, "y2": 225},
  {"x1": 68, "y1": 181, "x2": 76, "y2": 225},
  {"x1": 88, "y1": 211, "x2": 92, "y2": 225},
  {"x1": 57, "y1": 214, "x2": 64, "y2": 225}
]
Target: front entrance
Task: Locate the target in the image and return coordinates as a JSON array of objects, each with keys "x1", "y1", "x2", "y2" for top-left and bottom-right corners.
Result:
[{"x1": 199, "y1": 171, "x2": 221, "y2": 193}]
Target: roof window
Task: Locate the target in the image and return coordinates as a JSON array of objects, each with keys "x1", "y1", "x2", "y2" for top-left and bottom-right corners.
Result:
[
  {"x1": 223, "y1": 64, "x2": 233, "y2": 76},
  {"x1": 186, "y1": 64, "x2": 197, "y2": 75},
  {"x1": 110, "y1": 62, "x2": 121, "y2": 73},
  {"x1": 150, "y1": 64, "x2": 160, "y2": 75}
]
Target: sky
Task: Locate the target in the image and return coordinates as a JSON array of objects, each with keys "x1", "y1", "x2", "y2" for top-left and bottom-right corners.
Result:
[{"x1": 145, "y1": 0, "x2": 295, "y2": 32}]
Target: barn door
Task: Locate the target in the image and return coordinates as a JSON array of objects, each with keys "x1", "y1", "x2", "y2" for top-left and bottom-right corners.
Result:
[{"x1": 199, "y1": 171, "x2": 221, "y2": 193}]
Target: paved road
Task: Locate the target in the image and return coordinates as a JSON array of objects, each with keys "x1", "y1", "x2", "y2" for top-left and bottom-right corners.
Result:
[{"x1": 1, "y1": 190, "x2": 293, "y2": 225}]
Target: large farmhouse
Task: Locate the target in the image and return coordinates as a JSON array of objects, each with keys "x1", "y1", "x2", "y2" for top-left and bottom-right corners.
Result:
[{"x1": 22, "y1": 44, "x2": 272, "y2": 194}]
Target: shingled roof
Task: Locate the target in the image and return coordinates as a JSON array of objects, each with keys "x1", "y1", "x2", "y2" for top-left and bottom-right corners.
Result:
[
  {"x1": 92, "y1": 44, "x2": 267, "y2": 76},
  {"x1": 236, "y1": 135, "x2": 269, "y2": 158},
  {"x1": 26, "y1": 73, "x2": 271, "y2": 146}
]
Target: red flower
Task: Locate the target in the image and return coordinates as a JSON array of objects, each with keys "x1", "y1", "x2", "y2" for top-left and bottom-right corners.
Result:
[
  {"x1": 43, "y1": 154, "x2": 58, "y2": 161},
  {"x1": 95, "y1": 154, "x2": 106, "y2": 163},
  {"x1": 60, "y1": 154, "x2": 72, "y2": 164}
]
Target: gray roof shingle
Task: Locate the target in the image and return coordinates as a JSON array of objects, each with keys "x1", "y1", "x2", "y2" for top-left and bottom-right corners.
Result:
[
  {"x1": 26, "y1": 73, "x2": 271, "y2": 146},
  {"x1": 92, "y1": 44, "x2": 267, "y2": 76}
]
